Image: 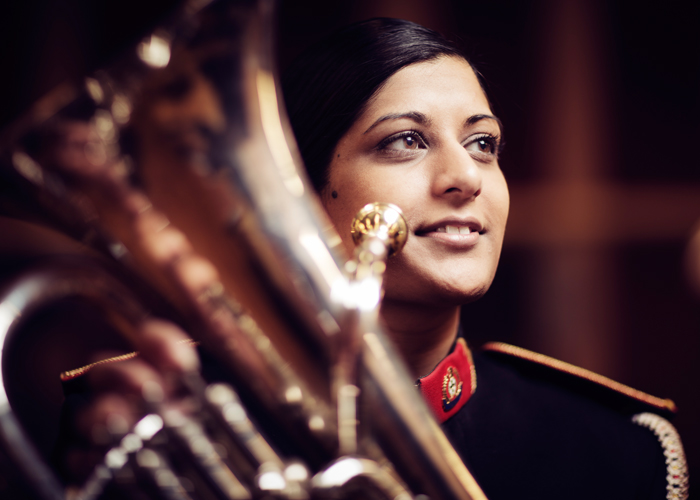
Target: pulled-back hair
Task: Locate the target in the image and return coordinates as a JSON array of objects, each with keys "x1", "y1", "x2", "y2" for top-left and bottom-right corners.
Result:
[{"x1": 282, "y1": 18, "x2": 476, "y2": 192}]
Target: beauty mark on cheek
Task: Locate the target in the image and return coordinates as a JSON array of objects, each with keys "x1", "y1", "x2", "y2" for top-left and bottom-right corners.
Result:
[{"x1": 331, "y1": 190, "x2": 338, "y2": 199}]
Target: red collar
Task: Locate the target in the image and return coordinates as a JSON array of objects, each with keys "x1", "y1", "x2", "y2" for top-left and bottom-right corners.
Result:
[{"x1": 416, "y1": 338, "x2": 476, "y2": 424}]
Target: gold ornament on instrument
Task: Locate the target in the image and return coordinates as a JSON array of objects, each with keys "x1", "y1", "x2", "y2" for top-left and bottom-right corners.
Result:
[{"x1": 350, "y1": 202, "x2": 408, "y2": 258}]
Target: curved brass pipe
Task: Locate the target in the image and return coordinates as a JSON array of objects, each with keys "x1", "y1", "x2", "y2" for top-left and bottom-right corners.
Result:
[{"x1": 0, "y1": 1, "x2": 487, "y2": 499}]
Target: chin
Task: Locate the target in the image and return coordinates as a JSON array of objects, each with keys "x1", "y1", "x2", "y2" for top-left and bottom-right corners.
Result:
[
  {"x1": 383, "y1": 274, "x2": 494, "y2": 308},
  {"x1": 438, "y1": 280, "x2": 491, "y2": 305},
  {"x1": 438, "y1": 266, "x2": 497, "y2": 301},
  {"x1": 381, "y1": 253, "x2": 499, "y2": 306}
]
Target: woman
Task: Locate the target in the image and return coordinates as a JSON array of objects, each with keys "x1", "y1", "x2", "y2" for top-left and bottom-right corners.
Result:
[
  {"x1": 55, "y1": 17, "x2": 686, "y2": 500},
  {"x1": 280, "y1": 18, "x2": 686, "y2": 499},
  {"x1": 283, "y1": 18, "x2": 507, "y2": 381}
]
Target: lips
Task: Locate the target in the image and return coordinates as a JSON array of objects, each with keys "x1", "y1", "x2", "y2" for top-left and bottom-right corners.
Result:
[
  {"x1": 415, "y1": 218, "x2": 484, "y2": 236},
  {"x1": 414, "y1": 218, "x2": 484, "y2": 248}
]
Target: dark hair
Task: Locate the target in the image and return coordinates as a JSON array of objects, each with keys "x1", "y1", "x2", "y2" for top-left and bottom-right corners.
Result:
[{"x1": 282, "y1": 18, "x2": 477, "y2": 192}]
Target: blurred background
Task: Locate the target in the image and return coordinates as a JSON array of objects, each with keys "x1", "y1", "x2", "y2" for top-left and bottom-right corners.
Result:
[{"x1": 1, "y1": 0, "x2": 698, "y2": 492}]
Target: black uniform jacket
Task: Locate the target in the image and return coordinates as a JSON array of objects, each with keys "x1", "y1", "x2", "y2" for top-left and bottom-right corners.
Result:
[
  {"x1": 58, "y1": 337, "x2": 687, "y2": 500},
  {"x1": 416, "y1": 339, "x2": 687, "y2": 500}
]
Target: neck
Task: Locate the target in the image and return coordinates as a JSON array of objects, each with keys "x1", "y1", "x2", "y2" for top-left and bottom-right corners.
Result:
[{"x1": 379, "y1": 299, "x2": 461, "y2": 379}]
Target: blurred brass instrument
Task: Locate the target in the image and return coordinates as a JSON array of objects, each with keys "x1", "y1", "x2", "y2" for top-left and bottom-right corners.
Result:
[{"x1": 0, "y1": 1, "x2": 486, "y2": 499}]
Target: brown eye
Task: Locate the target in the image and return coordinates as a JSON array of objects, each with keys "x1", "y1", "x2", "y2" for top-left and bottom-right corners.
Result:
[
  {"x1": 465, "y1": 135, "x2": 497, "y2": 156},
  {"x1": 381, "y1": 132, "x2": 426, "y2": 151},
  {"x1": 475, "y1": 138, "x2": 492, "y2": 153}
]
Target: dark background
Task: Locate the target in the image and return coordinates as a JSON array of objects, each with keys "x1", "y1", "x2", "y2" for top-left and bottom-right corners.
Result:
[{"x1": 1, "y1": 0, "x2": 698, "y2": 492}]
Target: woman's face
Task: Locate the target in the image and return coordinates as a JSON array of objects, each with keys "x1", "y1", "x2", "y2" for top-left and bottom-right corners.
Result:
[{"x1": 322, "y1": 56, "x2": 509, "y2": 307}]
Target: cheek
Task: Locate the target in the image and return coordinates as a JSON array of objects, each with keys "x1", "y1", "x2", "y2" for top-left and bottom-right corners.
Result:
[
  {"x1": 324, "y1": 162, "x2": 410, "y2": 247},
  {"x1": 324, "y1": 153, "x2": 434, "y2": 263},
  {"x1": 323, "y1": 170, "x2": 374, "y2": 254},
  {"x1": 486, "y1": 171, "x2": 510, "y2": 233},
  {"x1": 324, "y1": 201, "x2": 356, "y2": 256},
  {"x1": 497, "y1": 182, "x2": 510, "y2": 232}
]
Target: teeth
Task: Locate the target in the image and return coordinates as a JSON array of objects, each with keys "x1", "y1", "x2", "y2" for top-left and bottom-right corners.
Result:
[{"x1": 436, "y1": 225, "x2": 472, "y2": 234}]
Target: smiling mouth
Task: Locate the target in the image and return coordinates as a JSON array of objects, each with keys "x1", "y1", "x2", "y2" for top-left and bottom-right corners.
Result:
[
  {"x1": 416, "y1": 222, "x2": 484, "y2": 236},
  {"x1": 435, "y1": 225, "x2": 473, "y2": 235},
  {"x1": 414, "y1": 221, "x2": 484, "y2": 247},
  {"x1": 417, "y1": 227, "x2": 480, "y2": 248}
]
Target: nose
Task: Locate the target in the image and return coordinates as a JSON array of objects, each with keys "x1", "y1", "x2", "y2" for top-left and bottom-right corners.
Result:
[{"x1": 431, "y1": 143, "x2": 483, "y2": 202}]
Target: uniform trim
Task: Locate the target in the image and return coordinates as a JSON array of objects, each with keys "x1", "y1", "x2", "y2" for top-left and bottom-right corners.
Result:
[
  {"x1": 417, "y1": 338, "x2": 475, "y2": 424},
  {"x1": 60, "y1": 339, "x2": 200, "y2": 381},
  {"x1": 465, "y1": 339, "x2": 477, "y2": 395},
  {"x1": 632, "y1": 412, "x2": 689, "y2": 500},
  {"x1": 482, "y1": 342, "x2": 677, "y2": 413}
]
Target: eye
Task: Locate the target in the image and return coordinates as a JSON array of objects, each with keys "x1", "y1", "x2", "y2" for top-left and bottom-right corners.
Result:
[
  {"x1": 378, "y1": 131, "x2": 427, "y2": 151},
  {"x1": 464, "y1": 134, "x2": 499, "y2": 157}
]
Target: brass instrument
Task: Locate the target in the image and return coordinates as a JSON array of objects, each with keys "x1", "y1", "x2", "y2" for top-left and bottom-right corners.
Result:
[{"x1": 0, "y1": 1, "x2": 487, "y2": 499}]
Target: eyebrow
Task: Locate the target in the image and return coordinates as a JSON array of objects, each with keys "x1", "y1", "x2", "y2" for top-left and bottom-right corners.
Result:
[
  {"x1": 363, "y1": 111, "x2": 503, "y2": 135},
  {"x1": 467, "y1": 114, "x2": 503, "y2": 135},
  {"x1": 363, "y1": 111, "x2": 431, "y2": 134}
]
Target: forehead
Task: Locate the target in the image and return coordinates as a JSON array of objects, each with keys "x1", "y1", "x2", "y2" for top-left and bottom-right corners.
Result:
[{"x1": 363, "y1": 56, "x2": 492, "y2": 121}]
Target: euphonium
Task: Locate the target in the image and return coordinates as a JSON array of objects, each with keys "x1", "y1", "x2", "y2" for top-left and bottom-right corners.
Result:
[{"x1": 0, "y1": 1, "x2": 487, "y2": 499}]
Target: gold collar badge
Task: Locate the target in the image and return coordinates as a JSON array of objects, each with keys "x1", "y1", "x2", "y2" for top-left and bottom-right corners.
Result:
[{"x1": 442, "y1": 366, "x2": 463, "y2": 411}]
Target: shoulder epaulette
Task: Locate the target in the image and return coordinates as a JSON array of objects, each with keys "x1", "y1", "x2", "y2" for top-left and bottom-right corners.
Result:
[{"x1": 481, "y1": 342, "x2": 677, "y2": 416}]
